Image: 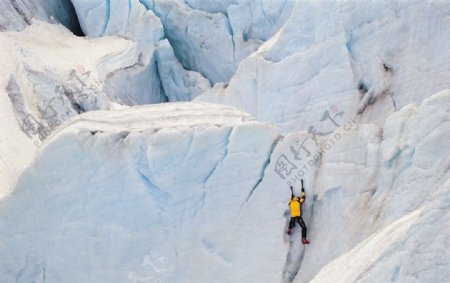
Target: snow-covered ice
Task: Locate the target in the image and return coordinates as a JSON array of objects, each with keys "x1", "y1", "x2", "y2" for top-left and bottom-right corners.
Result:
[
  {"x1": 1, "y1": 92, "x2": 447, "y2": 282},
  {"x1": 144, "y1": 0, "x2": 294, "y2": 84},
  {"x1": 296, "y1": 90, "x2": 450, "y2": 282},
  {"x1": 0, "y1": 0, "x2": 449, "y2": 282},
  {"x1": 0, "y1": 21, "x2": 138, "y2": 197},
  {"x1": 196, "y1": 0, "x2": 450, "y2": 133},
  {"x1": 0, "y1": 103, "x2": 285, "y2": 282},
  {"x1": 71, "y1": 0, "x2": 213, "y2": 104},
  {"x1": 71, "y1": 0, "x2": 166, "y2": 104},
  {"x1": 156, "y1": 39, "x2": 211, "y2": 102}
]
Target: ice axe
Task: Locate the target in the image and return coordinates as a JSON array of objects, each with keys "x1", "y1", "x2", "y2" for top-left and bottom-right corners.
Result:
[{"x1": 289, "y1": 179, "x2": 305, "y2": 197}]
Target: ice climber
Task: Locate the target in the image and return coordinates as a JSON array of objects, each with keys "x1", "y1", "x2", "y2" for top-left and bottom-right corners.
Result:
[{"x1": 287, "y1": 181, "x2": 310, "y2": 245}]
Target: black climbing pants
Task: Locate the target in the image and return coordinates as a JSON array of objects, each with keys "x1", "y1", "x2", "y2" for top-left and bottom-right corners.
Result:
[{"x1": 289, "y1": 216, "x2": 307, "y2": 238}]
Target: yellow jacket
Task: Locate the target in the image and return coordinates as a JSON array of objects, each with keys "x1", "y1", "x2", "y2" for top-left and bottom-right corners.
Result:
[{"x1": 288, "y1": 192, "x2": 305, "y2": 217}]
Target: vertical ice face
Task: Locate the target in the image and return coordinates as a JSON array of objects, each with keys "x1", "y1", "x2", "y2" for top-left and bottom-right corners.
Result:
[
  {"x1": 184, "y1": 0, "x2": 236, "y2": 14},
  {"x1": 196, "y1": 0, "x2": 450, "y2": 133},
  {"x1": 196, "y1": 32, "x2": 360, "y2": 134},
  {"x1": 70, "y1": 0, "x2": 216, "y2": 103},
  {"x1": 227, "y1": 0, "x2": 295, "y2": 50},
  {"x1": 0, "y1": 0, "x2": 82, "y2": 34},
  {"x1": 147, "y1": 0, "x2": 236, "y2": 84},
  {"x1": 294, "y1": 90, "x2": 450, "y2": 282},
  {"x1": 146, "y1": 0, "x2": 294, "y2": 84},
  {"x1": 68, "y1": 0, "x2": 300, "y2": 103},
  {"x1": 71, "y1": 0, "x2": 167, "y2": 105},
  {"x1": 155, "y1": 39, "x2": 211, "y2": 102},
  {"x1": 2, "y1": 91, "x2": 446, "y2": 283},
  {"x1": 0, "y1": 103, "x2": 286, "y2": 283}
]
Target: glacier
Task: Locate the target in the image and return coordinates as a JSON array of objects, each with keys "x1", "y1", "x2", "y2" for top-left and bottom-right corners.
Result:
[
  {"x1": 1, "y1": 92, "x2": 447, "y2": 282},
  {"x1": 0, "y1": 0, "x2": 82, "y2": 35},
  {"x1": 71, "y1": 0, "x2": 294, "y2": 94},
  {"x1": 71, "y1": 0, "x2": 166, "y2": 105},
  {"x1": 0, "y1": 103, "x2": 284, "y2": 282},
  {"x1": 298, "y1": 90, "x2": 450, "y2": 282},
  {"x1": 0, "y1": 0, "x2": 449, "y2": 282},
  {"x1": 0, "y1": 21, "x2": 141, "y2": 197},
  {"x1": 196, "y1": 0, "x2": 450, "y2": 132},
  {"x1": 71, "y1": 0, "x2": 212, "y2": 104}
]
